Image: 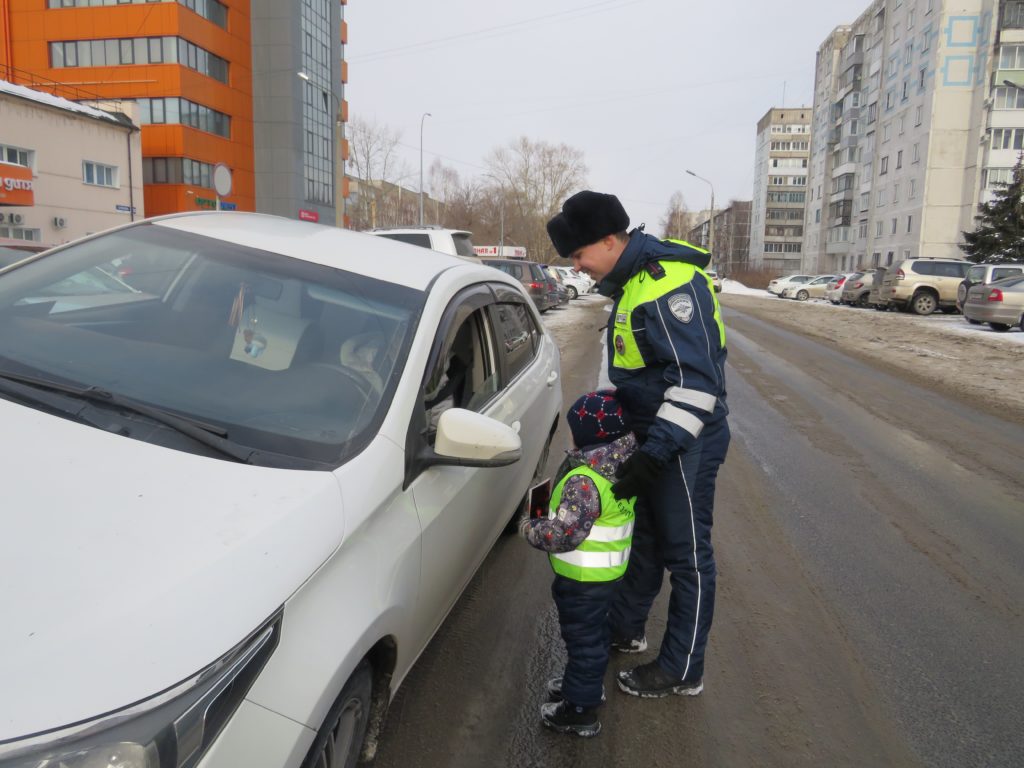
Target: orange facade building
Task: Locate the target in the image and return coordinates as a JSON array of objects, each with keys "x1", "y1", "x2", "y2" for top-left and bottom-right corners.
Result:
[{"x1": 1, "y1": 0, "x2": 349, "y2": 224}]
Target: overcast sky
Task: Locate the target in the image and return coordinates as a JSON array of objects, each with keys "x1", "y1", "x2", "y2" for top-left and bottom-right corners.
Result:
[{"x1": 346, "y1": 0, "x2": 873, "y2": 238}]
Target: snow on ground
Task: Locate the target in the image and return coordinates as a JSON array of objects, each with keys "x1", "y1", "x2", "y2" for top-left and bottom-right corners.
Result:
[{"x1": 721, "y1": 279, "x2": 770, "y2": 297}]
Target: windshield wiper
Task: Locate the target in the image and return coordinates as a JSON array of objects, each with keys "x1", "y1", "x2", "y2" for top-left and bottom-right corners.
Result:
[{"x1": 0, "y1": 369, "x2": 256, "y2": 463}]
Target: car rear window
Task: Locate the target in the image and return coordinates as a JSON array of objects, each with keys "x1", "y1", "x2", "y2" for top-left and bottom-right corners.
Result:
[
  {"x1": 377, "y1": 233, "x2": 432, "y2": 248},
  {"x1": 452, "y1": 233, "x2": 476, "y2": 258},
  {"x1": 992, "y1": 266, "x2": 1023, "y2": 281},
  {"x1": 911, "y1": 261, "x2": 969, "y2": 277}
]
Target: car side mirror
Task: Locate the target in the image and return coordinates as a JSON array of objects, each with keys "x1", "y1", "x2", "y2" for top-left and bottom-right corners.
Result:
[{"x1": 420, "y1": 408, "x2": 522, "y2": 468}]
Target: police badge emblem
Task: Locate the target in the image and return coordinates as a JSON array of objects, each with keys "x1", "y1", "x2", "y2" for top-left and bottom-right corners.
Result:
[
  {"x1": 668, "y1": 293, "x2": 694, "y2": 323},
  {"x1": 614, "y1": 335, "x2": 626, "y2": 355}
]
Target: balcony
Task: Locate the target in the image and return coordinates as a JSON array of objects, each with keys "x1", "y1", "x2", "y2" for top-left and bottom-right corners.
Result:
[{"x1": 827, "y1": 127, "x2": 842, "y2": 145}]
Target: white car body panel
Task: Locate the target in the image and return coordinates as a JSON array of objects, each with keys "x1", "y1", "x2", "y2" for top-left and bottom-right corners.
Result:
[
  {"x1": 0, "y1": 213, "x2": 562, "y2": 765},
  {"x1": 0, "y1": 398, "x2": 345, "y2": 741}
]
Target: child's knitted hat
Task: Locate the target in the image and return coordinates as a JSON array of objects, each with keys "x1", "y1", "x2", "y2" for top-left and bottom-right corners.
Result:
[{"x1": 566, "y1": 391, "x2": 628, "y2": 448}]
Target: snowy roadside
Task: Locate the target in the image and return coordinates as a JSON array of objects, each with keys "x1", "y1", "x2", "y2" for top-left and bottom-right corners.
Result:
[{"x1": 720, "y1": 290, "x2": 1024, "y2": 419}]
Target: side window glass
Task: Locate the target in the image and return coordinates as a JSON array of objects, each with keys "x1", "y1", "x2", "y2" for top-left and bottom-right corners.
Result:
[
  {"x1": 993, "y1": 267, "x2": 1021, "y2": 281},
  {"x1": 422, "y1": 306, "x2": 500, "y2": 439},
  {"x1": 495, "y1": 301, "x2": 539, "y2": 382}
]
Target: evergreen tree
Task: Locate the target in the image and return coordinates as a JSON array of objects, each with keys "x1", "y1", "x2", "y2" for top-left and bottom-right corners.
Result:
[{"x1": 960, "y1": 157, "x2": 1024, "y2": 263}]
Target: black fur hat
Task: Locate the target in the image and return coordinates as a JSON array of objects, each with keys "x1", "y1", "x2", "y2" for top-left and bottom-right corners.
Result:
[{"x1": 546, "y1": 191, "x2": 630, "y2": 258}]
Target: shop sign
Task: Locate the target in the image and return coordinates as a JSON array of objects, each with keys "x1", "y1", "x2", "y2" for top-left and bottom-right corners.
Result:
[
  {"x1": 298, "y1": 209, "x2": 319, "y2": 222},
  {"x1": 0, "y1": 165, "x2": 34, "y2": 206}
]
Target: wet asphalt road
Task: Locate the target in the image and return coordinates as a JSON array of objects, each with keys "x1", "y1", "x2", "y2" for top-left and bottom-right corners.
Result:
[{"x1": 372, "y1": 295, "x2": 1024, "y2": 768}]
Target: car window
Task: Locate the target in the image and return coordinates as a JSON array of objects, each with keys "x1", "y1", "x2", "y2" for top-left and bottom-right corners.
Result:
[
  {"x1": 992, "y1": 267, "x2": 1023, "y2": 281},
  {"x1": 493, "y1": 300, "x2": 540, "y2": 382},
  {"x1": 967, "y1": 266, "x2": 985, "y2": 282},
  {"x1": 530, "y1": 264, "x2": 548, "y2": 281},
  {"x1": 378, "y1": 232, "x2": 432, "y2": 249},
  {"x1": 0, "y1": 224, "x2": 424, "y2": 467},
  {"x1": 422, "y1": 302, "x2": 500, "y2": 438},
  {"x1": 911, "y1": 262, "x2": 935, "y2": 276},
  {"x1": 935, "y1": 262, "x2": 969, "y2": 277},
  {"x1": 451, "y1": 233, "x2": 476, "y2": 258}
]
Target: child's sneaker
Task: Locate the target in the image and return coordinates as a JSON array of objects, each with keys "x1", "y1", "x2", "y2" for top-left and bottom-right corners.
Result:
[
  {"x1": 610, "y1": 633, "x2": 648, "y2": 653},
  {"x1": 545, "y1": 677, "x2": 606, "y2": 703},
  {"x1": 539, "y1": 700, "x2": 601, "y2": 737},
  {"x1": 616, "y1": 660, "x2": 703, "y2": 698}
]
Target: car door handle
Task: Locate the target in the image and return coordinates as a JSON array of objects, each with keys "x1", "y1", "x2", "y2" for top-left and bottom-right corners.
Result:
[{"x1": 546, "y1": 370, "x2": 558, "y2": 387}]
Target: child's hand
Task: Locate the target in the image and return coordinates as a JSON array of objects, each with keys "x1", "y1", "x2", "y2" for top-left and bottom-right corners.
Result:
[{"x1": 517, "y1": 513, "x2": 532, "y2": 539}]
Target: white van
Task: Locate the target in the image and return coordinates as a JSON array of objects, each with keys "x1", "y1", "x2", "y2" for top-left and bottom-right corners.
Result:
[{"x1": 368, "y1": 226, "x2": 476, "y2": 258}]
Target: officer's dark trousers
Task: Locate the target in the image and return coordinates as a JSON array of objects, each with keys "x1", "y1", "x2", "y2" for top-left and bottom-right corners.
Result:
[
  {"x1": 552, "y1": 575, "x2": 620, "y2": 709},
  {"x1": 608, "y1": 415, "x2": 730, "y2": 682}
]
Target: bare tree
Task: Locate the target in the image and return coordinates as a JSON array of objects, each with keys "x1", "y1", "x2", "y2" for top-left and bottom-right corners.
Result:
[
  {"x1": 483, "y1": 137, "x2": 588, "y2": 262},
  {"x1": 347, "y1": 116, "x2": 410, "y2": 230},
  {"x1": 659, "y1": 191, "x2": 692, "y2": 239}
]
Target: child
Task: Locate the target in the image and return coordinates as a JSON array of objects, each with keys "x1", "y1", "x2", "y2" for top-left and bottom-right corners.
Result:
[{"x1": 520, "y1": 391, "x2": 637, "y2": 737}]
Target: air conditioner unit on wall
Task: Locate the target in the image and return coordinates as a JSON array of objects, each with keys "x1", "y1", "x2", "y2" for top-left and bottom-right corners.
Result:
[
  {"x1": 53, "y1": 216, "x2": 67, "y2": 229},
  {"x1": 9, "y1": 214, "x2": 23, "y2": 225}
]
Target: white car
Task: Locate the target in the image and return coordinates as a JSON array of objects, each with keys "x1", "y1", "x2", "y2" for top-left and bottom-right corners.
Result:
[
  {"x1": 780, "y1": 275, "x2": 837, "y2": 300},
  {"x1": 705, "y1": 268, "x2": 723, "y2": 293},
  {"x1": 552, "y1": 265, "x2": 592, "y2": 299},
  {"x1": 767, "y1": 274, "x2": 814, "y2": 296},
  {"x1": 0, "y1": 212, "x2": 561, "y2": 768},
  {"x1": 366, "y1": 226, "x2": 476, "y2": 258}
]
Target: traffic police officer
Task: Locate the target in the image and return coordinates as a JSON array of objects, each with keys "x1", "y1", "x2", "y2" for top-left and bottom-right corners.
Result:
[{"x1": 547, "y1": 191, "x2": 730, "y2": 698}]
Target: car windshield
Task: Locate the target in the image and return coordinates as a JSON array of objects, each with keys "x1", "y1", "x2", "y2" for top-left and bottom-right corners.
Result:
[{"x1": 0, "y1": 223, "x2": 424, "y2": 468}]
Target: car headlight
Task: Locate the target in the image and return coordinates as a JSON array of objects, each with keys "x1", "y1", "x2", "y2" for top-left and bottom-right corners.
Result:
[{"x1": 0, "y1": 613, "x2": 280, "y2": 768}]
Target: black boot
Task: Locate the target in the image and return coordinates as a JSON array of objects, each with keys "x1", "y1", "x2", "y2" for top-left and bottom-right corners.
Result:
[
  {"x1": 609, "y1": 633, "x2": 648, "y2": 653},
  {"x1": 617, "y1": 660, "x2": 703, "y2": 698},
  {"x1": 545, "y1": 677, "x2": 606, "y2": 703},
  {"x1": 539, "y1": 700, "x2": 601, "y2": 737}
]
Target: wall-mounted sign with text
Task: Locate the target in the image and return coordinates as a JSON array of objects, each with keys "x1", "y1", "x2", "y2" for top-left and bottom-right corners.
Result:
[
  {"x1": 298, "y1": 209, "x2": 319, "y2": 222},
  {"x1": 0, "y1": 165, "x2": 34, "y2": 206}
]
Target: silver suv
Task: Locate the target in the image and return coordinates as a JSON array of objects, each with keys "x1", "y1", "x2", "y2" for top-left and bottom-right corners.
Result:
[
  {"x1": 879, "y1": 257, "x2": 971, "y2": 315},
  {"x1": 367, "y1": 226, "x2": 476, "y2": 258},
  {"x1": 957, "y1": 263, "x2": 1024, "y2": 311}
]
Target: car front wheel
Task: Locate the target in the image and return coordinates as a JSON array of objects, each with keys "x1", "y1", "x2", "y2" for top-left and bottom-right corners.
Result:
[
  {"x1": 989, "y1": 322, "x2": 1011, "y2": 332},
  {"x1": 910, "y1": 292, "x2": 937, "y2": 315},
  {"x1": 304, "y1": 662, "x2": 372, "y2": 768},
  {"x1": 566, "y1": 286, "x2": 578, "y2": 300},
  {"x1": 796, "y1": 290, "x2": 809, "y2": 301}
]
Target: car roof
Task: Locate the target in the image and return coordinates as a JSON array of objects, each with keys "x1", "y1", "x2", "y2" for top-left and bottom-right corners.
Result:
[
  {"x1": 367, "y1": 226, "x2": 471, "y2": 236},
  {"x1": 149, "y1": 212, "x2": 469, "y2": 290}
]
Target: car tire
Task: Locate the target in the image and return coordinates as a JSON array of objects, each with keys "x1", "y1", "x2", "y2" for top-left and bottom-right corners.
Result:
[
  {"x1": 566, "y1": 286, "x2": 578, "y2": 300},
  {"x1": 966, "y1": 316, "x2": 981, "y2": 325},
  {"x1": 303, "y1": 661, "x2": 372, "y2": 768},
  {"x1": 796, "y1": 290, "x2": 809, "y2": 301},
  {"x1": 857, "y1": 293, "x2": 870, "y2": 308},
  {"x1": 989, "y1": 322, "x2": 1011, "y2": 332},
  {"x1": 910, "y1": 291, "x2": 937, "y2": 315}
]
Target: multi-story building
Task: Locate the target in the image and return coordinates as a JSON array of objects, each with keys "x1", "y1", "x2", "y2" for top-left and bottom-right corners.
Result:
[
  {"x1": 0, "y1": 0, "x2": 350, "y2": 226},
  {"x1": 1, "y1": 79, "x2": 143, "y2": 245},
  {"x1": 750, "y1": 108, "x2": 811, "y2": 274},
  {"x1": 805, "y1": 0, "x2": 1008, "y2": 274},
  {"x1": 687, "y1": 200, "x2": 752, "y2": 275}
]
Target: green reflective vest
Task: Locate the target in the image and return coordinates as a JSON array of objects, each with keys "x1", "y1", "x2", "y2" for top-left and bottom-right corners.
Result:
[
  {"x1": 611, "y1": 260, "x2": 725, "y2": 372},
  {"x1": 549, "y1": 466, "x2": 636, "y2": 582}
]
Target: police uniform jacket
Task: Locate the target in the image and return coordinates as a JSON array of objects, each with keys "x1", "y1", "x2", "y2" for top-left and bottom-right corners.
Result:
[{"x1": 598, "y1": 230, "x2": 728, "y2": 463}]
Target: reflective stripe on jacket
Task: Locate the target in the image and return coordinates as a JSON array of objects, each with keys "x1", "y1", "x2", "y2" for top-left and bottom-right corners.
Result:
[{"x1": 549, "y1": 466, "x2": 635, "y2": 582}]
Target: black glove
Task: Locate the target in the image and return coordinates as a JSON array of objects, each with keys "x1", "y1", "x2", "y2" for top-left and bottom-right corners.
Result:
[{"x1": 611, "y1": 451, "x2": 665, "y2": 500}]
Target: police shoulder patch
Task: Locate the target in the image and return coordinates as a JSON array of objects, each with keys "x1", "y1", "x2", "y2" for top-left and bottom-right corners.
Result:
[{"x1": 667, "y1": 292, "x2": 694, "y2": 323}]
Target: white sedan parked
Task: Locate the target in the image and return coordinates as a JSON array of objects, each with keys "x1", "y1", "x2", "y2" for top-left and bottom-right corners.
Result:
[
  {"x1": 0, "y1": 212, "x2": 562, "y2": 768},
  {"x1": 767, "y1": 274, "x2": 814, "y2": 295}
]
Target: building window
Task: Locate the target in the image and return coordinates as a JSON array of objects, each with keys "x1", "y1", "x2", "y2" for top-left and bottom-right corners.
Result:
[
  {"x1": 880, "y1": 156, "x2": 889, "y2": 174},
  {"x1": 48, "y1": 0, "x2": 227, "y2": 28},
  {"x1": 984, "y1": 167, "x2": 1014, "y2": 188},
  {"x1": 50, "y1": 35, "x2": 228, "y2": 83},
  {"x1": 907, "y1": 215, "x2": 913, "y2": 233},
  {"x1": 991, "y1": 127, "x2": 1024, "y2": 150},
  {"x1": 890, "y1": 218, "x2": 898, "y2": 234},
  {"x1": 1000, "y1": 45, "x2": 1024, "y2": 69},
  {"x1": 860, "y1": 192, "x2": 870, "y2": 211},
  {"x1": 83, "y1": 160, "x2": 117, "y2": 187},
  {"x1": 896, "y1": 150, "x2": 903, "y2": 169},
  {"x1": 137, "y1": 97, "x2": 231, "y2": 137},
  {"x1": 0, "y1": 226, "x2": 41, "y2": 241},
  {"x1": 876, "y1": 221, "x2": 883, "y2": 236},
  {"x1": 913, "y1": 143, "x2": 921, "y2": 162},
  {"x1": 883, "y1": 122, "x2": 892, "y2": 142},
  {"x1": 915, "y1": 105, "x2": 923, "y2": 125},
  {"x1": 993, "y1": 85, "x2": 1024, "y2": 109},
  {"x1": 893, "y1": 183, "x2": 900, "y2": 202},
  {"x1": 909, "y1": 178, "x2": 917, "y2": 197},
  {"x1": 0, "y1": 143, "x2": 32, "y2": 168}
]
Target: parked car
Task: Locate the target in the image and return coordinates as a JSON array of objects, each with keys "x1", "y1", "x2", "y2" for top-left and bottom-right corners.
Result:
[
  {"x1": 879, "y1": 256, "x2": 971, "y2": 315},
  {"x1": 962, "y1": 274, "x2": 1024, "y2": 331},
  {"x1": 840, "y1": 271, "x2": 876, "y2": 306},
  {"x1": 767, "y1": 274, "x2": 814, "y2": 295},
  {"x1": 957, "y1": 262, "x2": 1024, "y2": 314},
  {"x1": 481, "y1": 258, "x2": 557, "y2": 313},
  {"x1": 552, "y1": 265, "x2": 592, "y2": 298},
  {"x1": 705, "y1": 268, "x2": 723, "y2": 293},
  {"x1": 825, "y1": 273, "x2": 856, "y2": 304},
  {"x1": 781, "y1": 274, "x2": 837, "y2": 300},
  {"x1": 367, "y1": 226, "x2": 476, "y2": 258},
  {"x1": 545, "y1": 266, "x2": 570, "y2": 307},
  {"x1": 0, "y1": 212, "x2": 562, "y2": 768}
]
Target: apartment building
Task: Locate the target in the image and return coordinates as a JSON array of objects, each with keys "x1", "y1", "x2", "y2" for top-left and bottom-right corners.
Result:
[
  {"x1": 0, "y1": 79, "x2": 143, "y2": 245},
  {"x1": 805, "y1": 0, "x2": 1008, "y2": 274},
  {"x1": 686, "y1": 200, "x2": 752, "y2": 275},
  {"x1": 750, "y1": 108, "x2": 811, "y2": 274},
  {"x1": 0, "y1": 0, "x2": 351, "y2": 226}
]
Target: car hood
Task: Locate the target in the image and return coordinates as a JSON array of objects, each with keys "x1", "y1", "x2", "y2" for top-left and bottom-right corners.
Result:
[{"x1": 0, "y1": 400, "x2": 346, "y2": 741}]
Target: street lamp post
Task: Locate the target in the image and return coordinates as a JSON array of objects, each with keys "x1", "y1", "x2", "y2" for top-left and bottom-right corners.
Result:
[
  {"x1": 419, "y1": 112, "x2": 432, "y2": 226},
  {"x1": 298, "y1": 71, "x2": 345, "y2": 228},
  {"x1": 686, "y1": 169, "x2": 716, "y2": 257}
]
